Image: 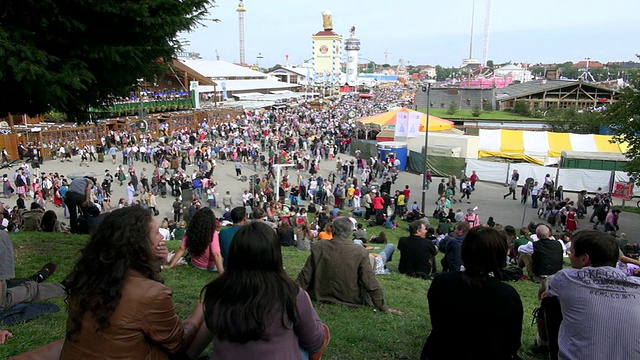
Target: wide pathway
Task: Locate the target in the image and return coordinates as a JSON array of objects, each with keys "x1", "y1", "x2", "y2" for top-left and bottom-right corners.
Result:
[{"x1": 20, "y1": 152, "x2": 640, "y2": 244}]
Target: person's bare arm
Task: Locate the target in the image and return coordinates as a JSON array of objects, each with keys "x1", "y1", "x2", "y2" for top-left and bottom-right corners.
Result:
[
  {"x1": 213, "y1": 252, "x2": 224, "y2": 275},
  {"x1": 537, "y1": 279, "x2": 550, "y2": 300},
  {"x1": 166, "y1": 247, "x2": 186, "y2": 268},
  {"x1": 0, "y1": 329, "x2": 12, "y2": 344},
  {"x1": 621, "y1": 255, "x2": 640, "y2": 267},
  {"x1": 84, "y1": 183, "x2": 92, "y2": 204},
  {"x1": 186, "y1": 321, "x2": 214, "y2": 360}
]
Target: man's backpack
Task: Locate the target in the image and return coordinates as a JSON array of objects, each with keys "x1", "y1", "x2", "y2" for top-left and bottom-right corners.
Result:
[{"x1": 15, "y1": 176, "x2": 24, "y2": 187}]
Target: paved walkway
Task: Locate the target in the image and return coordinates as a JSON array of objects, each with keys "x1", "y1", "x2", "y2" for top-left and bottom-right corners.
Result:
[{"x1": 23, "y1": 152, "x2": 640, "y2": 244}]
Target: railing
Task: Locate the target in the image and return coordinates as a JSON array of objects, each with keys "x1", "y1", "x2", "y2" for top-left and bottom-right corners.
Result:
[{"x1": 89, "y1": 98, "x2": 194, "y2": 116}]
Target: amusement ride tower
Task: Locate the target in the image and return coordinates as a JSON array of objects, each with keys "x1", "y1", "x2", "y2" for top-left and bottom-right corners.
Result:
[
  {"x1": 344, "y1": 26, "x2": 360, "y2": 85},
  {"x1": 237, "y1": 1, "x2": 246, "y2": 65}
]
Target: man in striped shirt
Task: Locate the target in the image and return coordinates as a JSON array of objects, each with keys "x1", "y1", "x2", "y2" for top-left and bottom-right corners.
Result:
[{"x1": 536, "y1": 230, "x2": 640, "y2": 359}]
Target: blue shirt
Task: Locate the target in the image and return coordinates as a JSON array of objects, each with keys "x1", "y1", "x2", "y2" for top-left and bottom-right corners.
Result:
[{"x1": 219, "y1": 225, "x2": 242, "y2": 267}]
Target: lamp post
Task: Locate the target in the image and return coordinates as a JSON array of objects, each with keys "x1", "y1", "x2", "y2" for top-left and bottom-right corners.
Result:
[{"x1": 421, "y1": 80, "x2": 435, "y2": 214}]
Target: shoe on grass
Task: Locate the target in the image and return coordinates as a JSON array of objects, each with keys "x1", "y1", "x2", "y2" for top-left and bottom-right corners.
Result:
[{"x1": 32, "y1": 262, "x2": 57, "y2": 283}]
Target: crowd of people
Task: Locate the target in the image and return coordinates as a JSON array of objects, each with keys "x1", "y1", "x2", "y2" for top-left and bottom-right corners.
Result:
[{"x1": 3, "y1": 84, "x2": 640, "y2": 359}]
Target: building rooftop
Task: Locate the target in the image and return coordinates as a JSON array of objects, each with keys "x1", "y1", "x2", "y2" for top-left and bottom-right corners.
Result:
[
  {"x1": 494, "y1": 79, "x2": 613, "y2": 100},
  {"x1": 179, "y1": 59, "x2": 268, "y2": 80},
  {"x1": 197, "y1": 79, "x2": 300, "y2": 93}
]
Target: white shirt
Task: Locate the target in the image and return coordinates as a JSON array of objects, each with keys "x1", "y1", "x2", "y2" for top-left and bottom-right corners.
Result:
[
  {"x1": 518, "y1": 237, "x2": 566, "y2": 255},
  {"x1": 531, "y1": 185, "x2": 542, "y2": 196},
  {"x1": 547, "y1": 267, "x2": 640, "y2": 360}
]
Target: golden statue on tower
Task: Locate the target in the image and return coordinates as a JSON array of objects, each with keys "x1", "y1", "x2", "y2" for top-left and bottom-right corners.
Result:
[{"x1": 322, "y1": 11, "x2": 333, "y2": 31}]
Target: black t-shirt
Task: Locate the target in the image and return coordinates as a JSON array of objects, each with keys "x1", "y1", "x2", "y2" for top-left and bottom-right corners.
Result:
[
  {"x1": 397, "y1": 235, "x2": 437, "y2": 276},
  {"x1": 423, "y1": 271, "x2": 523, "y2": 360}
]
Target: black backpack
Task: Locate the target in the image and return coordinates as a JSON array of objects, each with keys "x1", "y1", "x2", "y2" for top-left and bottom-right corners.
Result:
[
  {"x1": 502, "y1": 266, "x2": 525, "y2": 281},
  {"x1": 307, "y1": 203, "x2": 317, "y2": 213},
  {"x1": 15, "y1": 176, "x2": 24, "y2": 187}
]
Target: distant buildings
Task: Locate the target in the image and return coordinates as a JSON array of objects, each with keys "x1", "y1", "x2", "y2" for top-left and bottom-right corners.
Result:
[{"x1": 493, "y1": 63, "x2": 532, "y2": 83}]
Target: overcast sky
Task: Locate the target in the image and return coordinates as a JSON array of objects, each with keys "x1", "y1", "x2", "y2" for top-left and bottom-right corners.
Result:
[{"x1": 181, "y1": 0, "x2": 640, "y2": 67}]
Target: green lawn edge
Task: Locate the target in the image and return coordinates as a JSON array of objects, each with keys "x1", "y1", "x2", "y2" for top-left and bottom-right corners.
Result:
[
  {"x1": 1, "y1": 217, "x2": 547, "y2": 359},
  {"x1": 418, "y1": 108, "x2": 540, "y2": 121}
]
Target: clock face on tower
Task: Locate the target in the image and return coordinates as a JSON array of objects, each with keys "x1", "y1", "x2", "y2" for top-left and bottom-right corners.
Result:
[{"x1": 319, "y1": 45, "x2": 328, "y2": 54}]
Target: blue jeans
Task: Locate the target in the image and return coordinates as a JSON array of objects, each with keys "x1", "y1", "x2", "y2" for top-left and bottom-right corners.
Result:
[{"x1": 378, "y1": 243, "x2": 395, "y2": 264}]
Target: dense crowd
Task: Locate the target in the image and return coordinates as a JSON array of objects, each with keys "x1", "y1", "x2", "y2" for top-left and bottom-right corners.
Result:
[{"x1": 3, "y1": 84, "x2": 640, "y2": 359}]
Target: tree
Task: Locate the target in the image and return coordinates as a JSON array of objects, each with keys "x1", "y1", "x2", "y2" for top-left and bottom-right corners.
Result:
[
  {"x1": 471, "y1": 104, "x2": 482, "y2": 117},
  {"x1": 435, "y1": 65, "x2": 452, "y2": 81},
  {"x1": 446, "y1": 101, "x2": 458, "y2": 115},
  {"x1": 603, "y1": 74, "x2": 640, "y2": 180},
  {"x1": 559, "y1": 61, "x2": 580, "y2": 79},
  {"x1": 486, "y1": 60, "x2": 494, "y2": 69},
  {"x1": 266, "y1": 64, "x2": 283, "y2": 72},
  {"x1": 0, "y1": 0, "x2": 214, "y2": 122},
  {"x1": 513, "y1": 100, "x2": 531, "y2": 117},
  {"x1": 544, "y1": 106, "x2": 601, "y2": 134}
]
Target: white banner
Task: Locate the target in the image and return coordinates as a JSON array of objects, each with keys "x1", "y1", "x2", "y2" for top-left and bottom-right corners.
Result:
[
  {"x1": 615, "y1": 171, "x2": 631, "y2": 184},
  {"x1": 465, "y1": 159, "x2": 510, "y2": 184},
  {"x1": 557, "y1": 169, "x2": 612, "y2": 192},
  {"x1": 394, "y1": 112, "x2": 408, "y2": 137},
  {"x1": 512, "y1": 163, "x2": 557, "y2": 187},
  {"x1": 407, "y1": 112, "x2": 422, "y2": 138}
]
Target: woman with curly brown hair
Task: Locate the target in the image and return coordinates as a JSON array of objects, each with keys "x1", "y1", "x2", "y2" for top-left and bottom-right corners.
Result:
[
  {"x1": 166, "y1": 207, "x2": 224, "y2": 274},
  {"x1": 59, "y1": 206, "x2": 204, "y2": 359}
]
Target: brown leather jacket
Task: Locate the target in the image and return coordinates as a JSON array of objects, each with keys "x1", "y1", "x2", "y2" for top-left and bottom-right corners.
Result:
[{"x1": 60, "y1": 271, "x2": 196, "y2": 360}]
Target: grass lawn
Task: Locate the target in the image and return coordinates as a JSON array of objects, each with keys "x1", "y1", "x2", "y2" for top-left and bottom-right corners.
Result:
[
  {"x1": 419, "y1": 108, "x2": 540, "y2": 121},
  {"x1": 1, "y1": 218, "x2": 547, "y2": 360}
]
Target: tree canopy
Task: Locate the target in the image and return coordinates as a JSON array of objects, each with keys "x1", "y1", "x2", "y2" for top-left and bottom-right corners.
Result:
[
  {"x1": 0, "y1": 0, "x2": 214, "y2": 122},
  {"x1": 603, "y1": 75, "x2": 640, "y2": 181}
]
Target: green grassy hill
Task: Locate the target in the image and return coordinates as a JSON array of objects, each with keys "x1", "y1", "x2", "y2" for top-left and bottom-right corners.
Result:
[{"x1": 2, "y1": 222, "x2": 546, "y2": 359}]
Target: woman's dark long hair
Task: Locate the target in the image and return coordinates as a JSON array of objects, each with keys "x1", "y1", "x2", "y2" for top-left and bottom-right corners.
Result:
[
  {"x1": 65, "y1": 206, "x2": 160, "y2": 340},
  {"x1": 185, "y1": 207, "x2": 216, "y2": 257},
  {"x1": 461, "y1": 226, "x2": 508, "y2": 287},
  {"x1": 201, "y1": 221, "x2": 299, "y2": 343}
]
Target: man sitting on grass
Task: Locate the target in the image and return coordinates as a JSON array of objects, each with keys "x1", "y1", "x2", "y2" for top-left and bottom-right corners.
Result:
[
  {"x1": 535, "y1": 230, "x2": 640, "y2": 358},
  {"x1": 296, "y1": 217, "x2": 402, "y2": 315},
  {"x1": 398, "y1": 220, "x2": 437, "y2": 280}
]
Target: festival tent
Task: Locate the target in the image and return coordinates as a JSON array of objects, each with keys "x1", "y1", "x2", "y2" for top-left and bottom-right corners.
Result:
[
  {"x1": 357, "y1": 108, "x2": 455, "y2": 132},
  {"x1": 478, "y1": 129, "x2": 626, "y2": 166}
]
